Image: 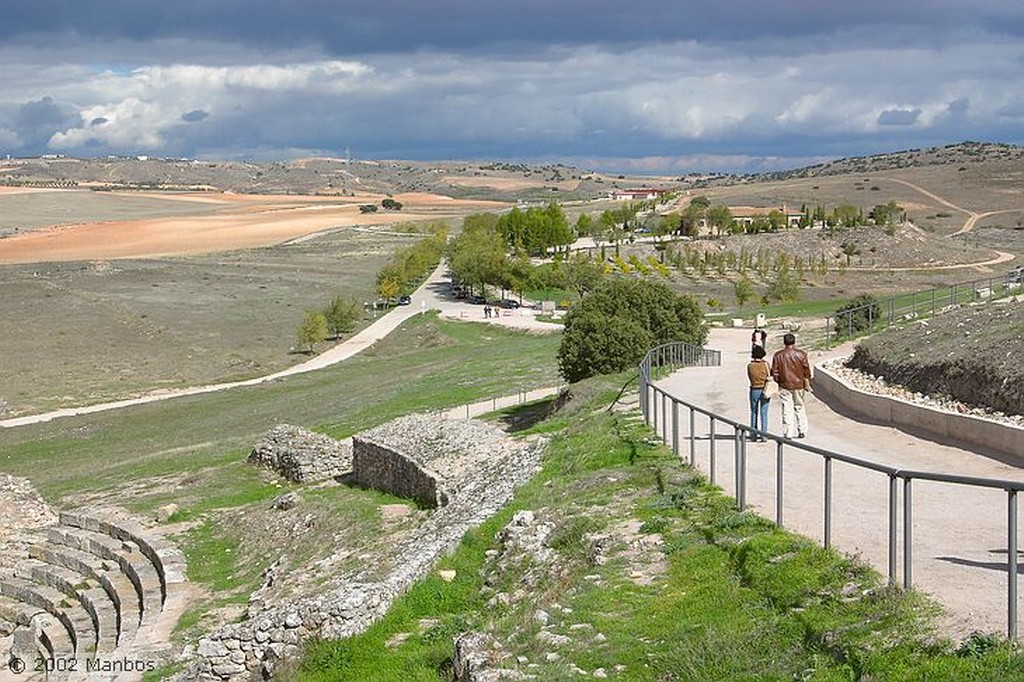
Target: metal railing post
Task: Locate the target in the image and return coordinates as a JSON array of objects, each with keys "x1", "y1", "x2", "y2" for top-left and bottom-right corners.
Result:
[
  {"x1": 735, "y1": 427, "x2": 745, "y2": 510},
  {"x1": 824, "y1": 456, "x2": 833, "y2": 548},
  {"x1": 652, "y1": 387, "x2": 659, "y2": 433},
  {"x1": 776, "y1": 441, "x2": 784, "y2": 527},
  {"x1": 888, "y1": 474, "x2": 898, "y2": 584},
  {"x1": 903, "y1": 477, "x2": 913, "y2": 590},
  {"x1": 708, "y1": 418, "x2": 716, "y2": 484},
  {"x1": 1009, "y1": 490, "x2": 1018, "y2": 640},
  {"x1": 671, "y1": 399, "x2": 679, "y2": 456},
  {"x1": 661, "y1": 391, "x2": 669, "y2": 444},
  {"x1": 689, "y1": 407, "x2": 696, "y2": 464}
]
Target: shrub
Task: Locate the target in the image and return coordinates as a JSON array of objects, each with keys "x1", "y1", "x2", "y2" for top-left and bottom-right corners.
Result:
[
  {"x1": 834, "y1": 294, "x2": 880, "y2": 337},
  {"x1": 557, "y1": 279, "x2": 707, "y2": 383}
]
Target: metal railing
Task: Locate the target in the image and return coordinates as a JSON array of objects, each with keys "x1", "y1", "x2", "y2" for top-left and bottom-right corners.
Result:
[
  {"x1": 824, "y1": 270, "x2": 1023, "y2": 345},
  {"x1": 638, "y1": 341, "x2": 721, "y2": 424},
  {"x1": 638, "y1": 343, "x2": 1023, "y2": 639}
]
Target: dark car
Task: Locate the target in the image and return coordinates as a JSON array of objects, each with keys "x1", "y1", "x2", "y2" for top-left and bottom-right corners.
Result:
[
  {"x1": 397, "y1": 295, "x2": 412, "y2": 306},
  {"x1": 498, "y1": 298, "x2": 520, "y2": 309},
  {"x1": 467, "y1": 294, "x2": 486, "y2": 305}
]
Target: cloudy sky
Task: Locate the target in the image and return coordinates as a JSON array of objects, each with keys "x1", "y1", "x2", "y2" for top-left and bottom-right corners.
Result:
[{"x1": 3, "y1": 1, "x2": 1024, "y2": 173}]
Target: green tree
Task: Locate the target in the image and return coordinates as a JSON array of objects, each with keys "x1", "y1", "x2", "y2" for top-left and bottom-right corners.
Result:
[
  {"x1": 734, "y1": 276, "x2": 756, "y2": 307},
  {"x1": 378, "y1": 277, "x2": 401, "y2": 305},
  {"x1": 447, "y1": 217, "x2": 507, "y2": 293},
  {"x1": 557, "y1": 279, "x2": 707, "y2": 383},
  {"x1": 706, "y1": 205, "x2": 734, "y2": 236},
  {"x1": 563, "y1": 253, "x2": 606, "y2": 298},
  {"x1": 575, "y1": 213, "x2": 595, "y2": 237},
  {"x1": 296, "y1": 310, "x2": 328, "y2": 354},
  {"x1": 766, "y1": 265, "x2": 800, "y2": 303},
  {"x1": 323, "y1": 295, "x2": 362, "y2": 338},
  {"x1": 381, "y1": 197, "x2": 403, "y2": 211}
]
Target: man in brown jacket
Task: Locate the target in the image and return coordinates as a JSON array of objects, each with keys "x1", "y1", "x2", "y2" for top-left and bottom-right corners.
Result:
[{"x1": 770, "y1": 333, "x2": 812, "y2": 438}]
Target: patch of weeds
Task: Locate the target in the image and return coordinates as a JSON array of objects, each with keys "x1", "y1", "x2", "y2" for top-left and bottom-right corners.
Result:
[{"x1": 548, "y1": 515, "x2": 604, "y2": 559}]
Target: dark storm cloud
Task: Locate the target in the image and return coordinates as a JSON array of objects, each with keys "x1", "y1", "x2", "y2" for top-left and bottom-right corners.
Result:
[
  {"x1": 1, "y1": 1, "x2": 1024, "y2": 171},
  {"x1": 4, "y1": 0, "x2": 1024, "y2": 55},
  {"x1": 181, "y1": 110, "x2": 209, "y2": 123},
  {"x1": 878, "y1": 109, "x2": 922, "y2": 126}
]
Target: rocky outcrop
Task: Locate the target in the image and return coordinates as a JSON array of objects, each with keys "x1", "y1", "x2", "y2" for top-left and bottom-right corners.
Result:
[{"x1": 248, "y1": 424, "x2": 352, "y2": 483}]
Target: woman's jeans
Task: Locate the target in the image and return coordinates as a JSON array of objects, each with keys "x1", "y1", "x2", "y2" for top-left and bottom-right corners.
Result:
[{"x1": 749, "y1": 388, "x2": 769, "y2": 435}]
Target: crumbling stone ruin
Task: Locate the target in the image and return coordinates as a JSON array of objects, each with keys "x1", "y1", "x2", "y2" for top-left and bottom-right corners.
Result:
[
  {"x1": 248, "y1": 424, "x2": 353, "y2": 483},
  {"x1": 183, "y1": 414, "x2": 546, "y2": 680}
]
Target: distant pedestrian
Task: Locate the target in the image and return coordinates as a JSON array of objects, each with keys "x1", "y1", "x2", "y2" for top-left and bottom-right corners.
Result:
[
  {"x1": 770, "y1": 333, "x2": 813, "y2": 439},
  {"x1": 746, "y1": 345, "x2": 771, "y2": 441},
  {"x1": 484, "y1": 305, "x2": 491, "y2": 319},
  {"x1": 751, "y1": 327, "x2": 767, "y2": 351}
]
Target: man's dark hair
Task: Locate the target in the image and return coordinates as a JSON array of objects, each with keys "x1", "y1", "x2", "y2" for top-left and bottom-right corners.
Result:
[{"x1": 783, "y1": 333, "x2": 796, "y2": 346}]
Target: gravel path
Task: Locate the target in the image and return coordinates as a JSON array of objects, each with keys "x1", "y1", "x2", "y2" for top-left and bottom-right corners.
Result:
[{"x1": 656, "y1": 326, "x2": 1024, "y2": 641}]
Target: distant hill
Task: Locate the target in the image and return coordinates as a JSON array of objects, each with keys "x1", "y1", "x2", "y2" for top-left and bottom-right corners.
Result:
[
  {"x1": 0, "y1": 156, "x2": 674, "y2": 203},
  {"x1": 758, "y1": 141, "x2": 1024, "y2": 181}
]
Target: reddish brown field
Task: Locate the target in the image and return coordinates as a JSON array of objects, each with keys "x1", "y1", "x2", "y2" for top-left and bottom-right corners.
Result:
[{"x1": 0, "y1": 190, "x2": 505, "y2": 263}]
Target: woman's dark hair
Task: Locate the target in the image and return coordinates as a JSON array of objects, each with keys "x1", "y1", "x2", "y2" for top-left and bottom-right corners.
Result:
[{"x1": 751, "y1": 345, "x2": 766, "y2": 359}]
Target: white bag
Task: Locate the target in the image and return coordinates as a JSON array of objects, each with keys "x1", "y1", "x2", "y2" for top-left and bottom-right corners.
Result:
[{"x1": 762, "y1": 378, "x2": 780, "y2": 399}]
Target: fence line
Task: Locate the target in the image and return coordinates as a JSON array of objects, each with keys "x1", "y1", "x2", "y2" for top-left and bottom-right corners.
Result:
[
  {"x1": 638, "y1": 341, "x2": 1022, "y2": 639},
  {"x1": 824, "y1": 269, "x2": 1023, "y2": 344}
]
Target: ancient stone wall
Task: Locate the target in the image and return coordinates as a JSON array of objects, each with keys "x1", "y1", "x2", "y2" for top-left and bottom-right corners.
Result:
[
  {"x1": 351, "y1": 437, "x2": 445, "y2": 508},
  {"x1": 184, "y1": 415, "x2": 546, "y2": 680}
]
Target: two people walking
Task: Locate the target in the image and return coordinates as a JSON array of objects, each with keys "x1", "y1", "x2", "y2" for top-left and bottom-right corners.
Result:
[{"x1": 747, "y1": 330, "x2": 813, "y2": 441}]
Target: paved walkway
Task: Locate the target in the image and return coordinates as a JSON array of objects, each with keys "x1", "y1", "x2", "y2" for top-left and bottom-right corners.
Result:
[{"x1": 656, "y1": 326, "x2": 1024, "y2": 641}]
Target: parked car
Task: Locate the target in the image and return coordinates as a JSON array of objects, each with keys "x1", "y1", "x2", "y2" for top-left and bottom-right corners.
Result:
[
  {"x1": 454, "y1": 289, "x2": 468, "y2": 300},
  {"x1": 498, "y1": 298, "x2": 520, "y2": 309},
  {"x1": 397, "y1": 295, "x2": 411, "y2": 305},
  {"x1": 467, "y1": 294, "x2": 486, "y2": 305}
]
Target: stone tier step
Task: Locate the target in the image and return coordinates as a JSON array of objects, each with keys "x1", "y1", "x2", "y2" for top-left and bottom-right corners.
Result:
[
  {"x1": 27, "y1": 542, "x2": 136, "y2": 648},
  {"x1": 16, "y1": 558, "x2": 119, "y2": 653},
  {"x1": 0, "y1": 576, "x2": 96, "y2": 656},
  {"x1": 0, "y1": 510, "x2": 187, "y2": 678},
  {"x1": 42, "y1": 525, "x2": 163, "y2": 627}
]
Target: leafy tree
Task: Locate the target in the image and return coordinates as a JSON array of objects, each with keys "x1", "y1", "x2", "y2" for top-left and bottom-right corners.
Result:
[
  {"x1": 557, "y1": 279, "x2": 708, "y2": 383},
  {"x1": 378, "y1": 276, "x2": 401, "y2": 305},
  {"x1": 359, "y1": 204, "x2": 378, "y2": 213},
  {"x1": 734, "y1": 276, "x2": 756, "y2": 307},
  {"x1": 381, "y1": 197, "x2": 403, "y2": 211},
  {"x1": 766, "y1": 265, "x2": 800, "y2": 303},
  {"x1": 447, "y1": 217, "x2": 507, "y2": 293},
  {"x1": 575, "y1": 213, "x2": 595, "y2": 237},
  {"x1": 562, "y1": 254, "x2": 605, "y2": 298},
  {"x1": 323, "y1": 295, "x2": 362, "y2": 338},
  {"x1": 706, "y1": 205, "x2": 734, "y2": 236},
  {"x1": 296, "y1": 310, "x2": 328, "y2": 354}
]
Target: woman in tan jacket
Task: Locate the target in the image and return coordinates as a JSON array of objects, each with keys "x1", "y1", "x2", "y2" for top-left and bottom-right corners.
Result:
[{"x1": 747, "y1": 345, "x2": 771, "y2": 441}]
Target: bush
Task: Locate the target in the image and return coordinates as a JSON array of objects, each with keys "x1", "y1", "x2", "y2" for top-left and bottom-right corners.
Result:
[
  {"x1": 835, "y1": 294, "x2": 880, "y2": 337},
  {"x1": 557, "y1": 279, "x2": 707, "y2": 383}
]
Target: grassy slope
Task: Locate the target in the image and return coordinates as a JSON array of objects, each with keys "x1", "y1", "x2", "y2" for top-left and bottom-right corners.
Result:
[{"x1": 291, "y1": 382, "x2": 1024, "y2": 681}]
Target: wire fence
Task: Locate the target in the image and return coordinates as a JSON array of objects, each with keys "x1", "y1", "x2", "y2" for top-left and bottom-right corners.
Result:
[{"x1": 824, "y1": 269, "x2": 1024, "y2": 345}]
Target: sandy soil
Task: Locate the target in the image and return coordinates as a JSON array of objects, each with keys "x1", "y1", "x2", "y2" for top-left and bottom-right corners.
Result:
[{"x1": 0, "y1": 190, "x2": 506, "y2": 263}]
